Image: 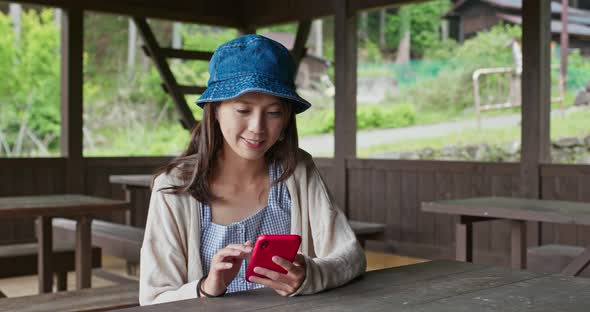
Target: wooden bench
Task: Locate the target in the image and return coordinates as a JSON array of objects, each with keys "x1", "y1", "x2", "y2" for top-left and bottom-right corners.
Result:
[
  {"x1": 349, "y1": 220, "x2": 386, "y2": 248},
  {"x1": 527, "y1": 244, "x2": 590, "y2": 277},
  {"x1": 0, "y1": 241, "x2": 101, "y2": 291},
  {"x1": 53, "y1": 218, "x2": 143, "y2": 275},
  {"x1": 0, "y1": 283, "x2": 139, "y2": 312}
]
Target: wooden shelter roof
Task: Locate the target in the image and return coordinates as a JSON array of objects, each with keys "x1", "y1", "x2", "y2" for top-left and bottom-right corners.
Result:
[{"x1": 14, "y1": 0, "x2": 419, "y2": 27}]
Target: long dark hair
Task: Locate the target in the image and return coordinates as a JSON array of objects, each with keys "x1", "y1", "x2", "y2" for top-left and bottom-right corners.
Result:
[{"x1": 153, "y1": 101, "x2": 299, "y2": 205}]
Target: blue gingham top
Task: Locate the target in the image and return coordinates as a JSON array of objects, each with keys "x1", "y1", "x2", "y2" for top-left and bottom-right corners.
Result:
[{"x1": 199, "y1": 162, "x2": 291, "y2": 293}]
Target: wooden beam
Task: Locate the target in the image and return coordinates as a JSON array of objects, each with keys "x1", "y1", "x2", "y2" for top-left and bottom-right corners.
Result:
[
  {"x1": 245, "y1": 0, "x2": 419, "y2": 28},
  {"x1": 134, "y1": 18, "x2": 197, "y2": 130},
  {"x1": 291, "y1": 20, "x2": 312, "y2": 75},
  {"x1": 177, "y1": 85, "x2": 208, "y2": 95},
  {"x1": 160, "y1": 48, "x2": 213, "y2": 61},
  {"x1": 520, "y1": 0, "x2": 551, "y2": 246},
  {"x1": 333, "y1": 0, "x2": 357, "y2": 215},
  {"x1": 60, "y1": 8, "x2": 84, "y2": 194},
  {"x1": 10, "y1": 0, "x2": 243, "y2": 28}
]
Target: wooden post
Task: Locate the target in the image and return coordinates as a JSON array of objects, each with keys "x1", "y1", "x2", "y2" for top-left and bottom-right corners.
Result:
[
  {"x1": 520, "y1": 0, "x2": 551, "y2": 247},
  {"x1": 510, "y1": 220, "x2": 527, "y2": 269},
  {"x1": 76, "y1": 216, "x2": 92, "y2": 289},
  {"x1": 291, "y1": 20, "x2": 312, "y2": 74},
  {"x1": 36, "y1": 216, "x2": 53, "y2": 293},
  {"x1": 333, "y1": 0, "x2": 357, "y2": 215},
  {"x1": 60, "y1": 8, "x2": 84, "y2": 194},
  {"x1": 455, "y1": 218, "x2": 473, "y2": 262}
]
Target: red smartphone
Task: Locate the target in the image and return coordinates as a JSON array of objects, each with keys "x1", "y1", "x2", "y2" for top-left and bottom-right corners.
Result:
[{"x1": 246, "y1": 234, "x2": 302, "y2": 282}]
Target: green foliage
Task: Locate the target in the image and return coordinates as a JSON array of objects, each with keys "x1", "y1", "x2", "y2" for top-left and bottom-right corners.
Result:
[
  {"x1": 393, "y1": 24, "x2": 522, "y2": 112},
  {"x1": 0, "y1": 9, "x2": 60, "y2": 152},
  {"x1": 297, "y1": 104, "x2": 416, "y2": 136},
  {"x1": 566, "y1": 51, "x2": 590, "y2": 89},
  {"x1": 384, "y1": 0, "x2": 451, "y2": 57}
]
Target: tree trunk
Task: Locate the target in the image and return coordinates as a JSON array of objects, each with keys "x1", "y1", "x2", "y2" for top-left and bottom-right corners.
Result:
[
  {"x1": 9, "y1": 3, "x2": 22, "y2": 46},
  {"x1": 127, "y1": 18, "x2": 137, "y2": 69},
  {"x1": 359, "y1": 11, "x2": 368, "y2": 42},
  {"x1": 379, "y1": 9, "x2": 386, "y2": 49},
  {"x1": 396, "y1": 7, "x2": 411, "y2": 65},
  {"x1": 311, "y1": 19, "x2": 323, "y2": 57}
]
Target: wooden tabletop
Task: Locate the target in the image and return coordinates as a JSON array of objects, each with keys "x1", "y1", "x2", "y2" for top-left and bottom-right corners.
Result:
[
  {"x1": 422, "y1": 196, "x2": 590, "y2": 226},
  {"x1": 0, "y1": 194, "x2": 129, "y2": 218},
  {"x1": 109, "y1": 175, "x2": 152, "y2": 187},
  {"x1": 0, "y1": 283, "x2": 139, "y2": 312},
  {"x1": 110, "y1": 260, "x2": 590, "y2": 312}
]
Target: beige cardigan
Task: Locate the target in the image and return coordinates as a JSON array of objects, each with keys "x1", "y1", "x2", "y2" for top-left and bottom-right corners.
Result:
[{"x1": 139, "y1": 150, "x2": 366, "y2": 305}]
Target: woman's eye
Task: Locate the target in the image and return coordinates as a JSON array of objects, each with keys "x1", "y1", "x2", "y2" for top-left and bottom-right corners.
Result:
[
  {"x1": 268, "y1": 111, "x2": 283, "y2": 117},
  {"x1": 236, "y1": 109, "x2": 250, "y2": 114}
]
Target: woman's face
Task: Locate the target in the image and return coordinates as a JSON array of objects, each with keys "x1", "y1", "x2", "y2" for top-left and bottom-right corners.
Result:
[{"x1": 216, "y1": 92, "x2": 288, "y2": 161}]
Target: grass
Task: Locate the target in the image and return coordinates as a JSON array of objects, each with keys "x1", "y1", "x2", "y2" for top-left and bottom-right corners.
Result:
[{"x1": 358, "y1": 107, "x2": 590, "y2": 158}]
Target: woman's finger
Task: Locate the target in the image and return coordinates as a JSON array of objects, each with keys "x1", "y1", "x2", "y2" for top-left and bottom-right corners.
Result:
[
  {"x1": 249, "y1": 276, "x2": 294, "y2": 295},
  {"x1": 213, "y1": 248, "x2": 242, "y2": 262},
  {"x1": 253, "y1": 266, "x2": 287, "y2": 283},
  {"x1": 272, "y1": 256, "x2": 296, "y2": 272},
  {"x1": 213, "y1": 261, "x2": 233, "y2": 271}
]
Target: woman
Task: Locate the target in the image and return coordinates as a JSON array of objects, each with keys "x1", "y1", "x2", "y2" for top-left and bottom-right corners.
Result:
[{"x1": 139, "y1": 34, "x2": 366, "y2": 305}]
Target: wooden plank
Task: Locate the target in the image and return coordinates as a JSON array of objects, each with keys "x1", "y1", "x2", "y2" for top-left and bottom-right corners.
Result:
[
  {"x1": 159, "y1": 48, "x2": 213, "y2": 60},
  {"x1": 552, "y1": 176, "x2": 579, "y2": 245},
  {"x1": 385, "y1": 170, "x2": 402, "y2": 242},
  {"x1": 60, "y1": 8, "x2": 84, "y2": 194},
  {"x1": 347, "y1": 159, "x2": 519, "y2": 175},
  {"x1": 417, "y1": 172, "x2": 436, "y2": 245},
  {"x1": 85, "y1": 157, "x2": 171, "y2": 168},
  {"x1": 0, "y1": 195, "x2": 128, "y2": 218},
  {"x1": 541, "y1": 164, "x2": 590, "y2": 177},
  {"x1": 332, "y1": 0, "x2": 357, "y2": 216},
  {"x1": 410, "y1": 274, "x2": 590, "y2": 312},
  {"x1": 421, "y1": 197, "x2": 590, "y2": 226},
  {"x1": 578, "y1": 176, "x2": 590, "y2": 246},
  {"x1": 14, "y1": 166, "x2": 35, "y2": 243},
  {"x1": 0, "y1": 158, "x2": 67, "y2": 168},
  {"x1": 244, "y1": 0, "x2": 420, "y2": 27},
  {"x1": 400, "y1": 171, "x2": 418, "y2": 243},
  {"x1": 434, "y1": 172, "x2": 454, "y2": 248},
  {"x1": 176, "y1": 85, "x2": 207, "y2": 95},
  {"x1": 519, "y1": 0, "x2": 551, "y2": 199},
  {"x1": 470, "y1": 173, "x2": 493, "y2": 260},
  {"x1": 0, "y1": 283, "x2": 139, "y2": 312},
  {"x1": 346, "y1": 168, "x2": 364, "y2": 221},
  {"x1": 113, "y1": 261, "x2": 551, "y2": 312},
  {"x1": 370, "y1": 168, "x2": 387, "y2": 231},
  {"x1": 8, "y1": 0, "x2": 243, "y2": 28}
]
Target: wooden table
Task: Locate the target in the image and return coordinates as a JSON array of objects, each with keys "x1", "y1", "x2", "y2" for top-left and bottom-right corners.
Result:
[
  {"x1": 421, "y1": 196, "x2": 590, "y2": 274},
  {"x1": 109, "y1": 260, "x2": 590, "y2": 312},
  {"x1": 109, "y1": 175, "x2": 152, "y2": 227},
  {"x1": 109, "y1": 174, "x2": 386, "y2": 247},
  {"x1": 0, "y1": 195, "x2": 128, "y2": 293}
]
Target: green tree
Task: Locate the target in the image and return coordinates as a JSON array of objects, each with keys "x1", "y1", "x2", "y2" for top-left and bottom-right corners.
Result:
[{"x1": 0, "y1": 9, "x2": 60, "y2": 156}]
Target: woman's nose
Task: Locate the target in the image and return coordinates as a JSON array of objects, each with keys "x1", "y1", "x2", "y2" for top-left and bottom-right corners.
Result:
[{"x1": 247, "y1": 112, "x2": 265, "y2": 134}]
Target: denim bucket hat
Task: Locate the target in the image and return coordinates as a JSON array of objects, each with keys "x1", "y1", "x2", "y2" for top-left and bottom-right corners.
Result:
[{"x1": 195, "y1": 34, "x2": 311, "y2": 114}]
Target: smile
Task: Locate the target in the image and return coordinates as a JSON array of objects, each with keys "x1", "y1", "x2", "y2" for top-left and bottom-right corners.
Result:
[{"x1": 241, "y1": 137, "x2": 265, "y2": 148}]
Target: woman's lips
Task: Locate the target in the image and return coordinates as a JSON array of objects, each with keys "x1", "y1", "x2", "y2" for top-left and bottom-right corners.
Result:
[{"x1": 241, "y1": 137, "x2": 264, "y2": 149}]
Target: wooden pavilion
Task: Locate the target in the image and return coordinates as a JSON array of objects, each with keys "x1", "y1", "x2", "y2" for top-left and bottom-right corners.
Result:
[{"x1": 0, "y1": 0, "x2": 586, "y2": 272}]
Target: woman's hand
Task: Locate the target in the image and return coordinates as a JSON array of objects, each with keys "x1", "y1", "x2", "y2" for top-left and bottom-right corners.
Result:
[
  {"x1": 249, "y1": 253, "x2": 306, "y2": 296},
  {"x1": 201, "y1": 241, "x2": 253, "y2": 296}
]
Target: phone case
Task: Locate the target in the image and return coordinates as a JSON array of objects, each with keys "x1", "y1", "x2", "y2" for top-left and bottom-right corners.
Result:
[{"x1": 246, "y1": 234, "x2": 302, "y2": 282}]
